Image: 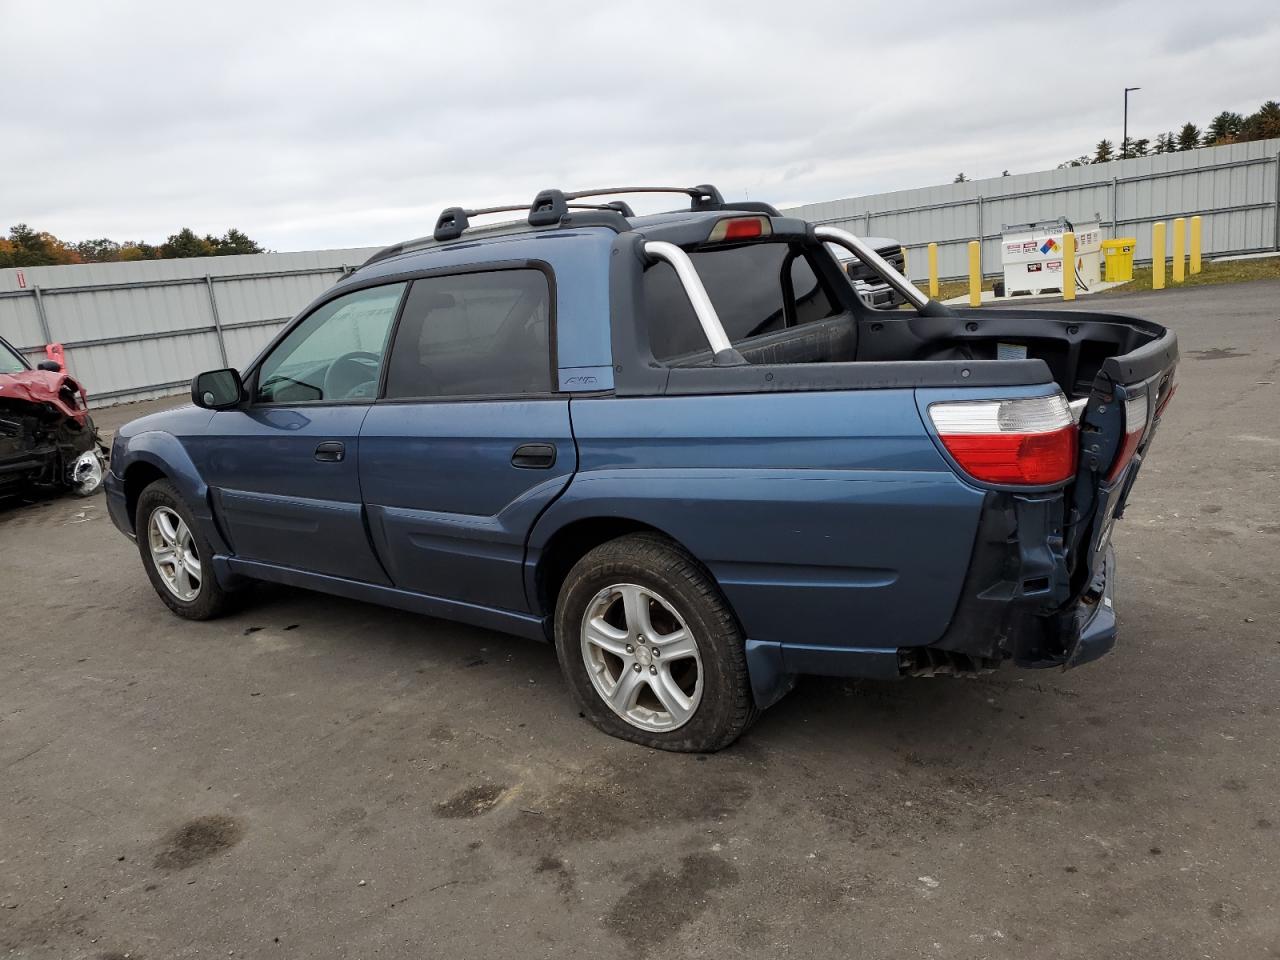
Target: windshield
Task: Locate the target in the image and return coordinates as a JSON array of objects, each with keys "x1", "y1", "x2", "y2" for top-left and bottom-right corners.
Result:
[{"x1": 0, "y1": 339, "x2": 30, "y2": 375}]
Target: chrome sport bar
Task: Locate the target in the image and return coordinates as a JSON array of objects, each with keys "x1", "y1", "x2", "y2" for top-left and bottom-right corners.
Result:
[
  {"x1": 814, "y1": 225, "x2": 931, "y2": 311},
  {"x1": 643, "y1": 240, "x2": 733, "y2": 355}
]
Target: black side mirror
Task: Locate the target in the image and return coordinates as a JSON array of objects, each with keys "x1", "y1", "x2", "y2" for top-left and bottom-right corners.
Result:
[
  {"x1": 37, "y1": 359, "x2": 62, "y2": 372},
  {"x1": 191, "y1": 368, "x2": 244, "y2": 410}
]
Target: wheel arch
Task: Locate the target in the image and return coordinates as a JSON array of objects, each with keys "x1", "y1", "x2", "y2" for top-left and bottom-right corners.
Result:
[
  {"x1": 530, "y1": 516, "x2": 727, "y2": 631},
  {"x1": 113, "y1": 433, "x2": 226, "y2": 554},
  {"x1": 122, "y1": 460, "x2": 169, "y2": 530},
  {"x1": 526, "y1": 505, "x2": 791, "y2": 712}
]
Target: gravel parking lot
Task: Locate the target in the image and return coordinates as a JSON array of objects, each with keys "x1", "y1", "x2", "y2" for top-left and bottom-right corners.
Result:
[{"x1": 3, "y1": 280, "x2": 1278, "y2": 959}]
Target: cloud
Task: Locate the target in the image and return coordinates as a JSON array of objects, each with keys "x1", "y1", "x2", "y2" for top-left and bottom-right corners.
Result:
[{"x1": 3, "y1": 0, "x2": 1278, "y2": 250}]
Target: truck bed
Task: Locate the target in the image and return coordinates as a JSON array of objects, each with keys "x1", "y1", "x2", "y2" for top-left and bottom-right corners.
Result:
[{"x1": 666, "y1": 305, "x2": 1173, "y2": 404}]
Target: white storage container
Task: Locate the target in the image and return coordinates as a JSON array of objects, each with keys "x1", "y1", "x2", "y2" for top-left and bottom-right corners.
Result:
[{"x1": 1001, "y1": 217, "x2": 1102, "y2": 296}]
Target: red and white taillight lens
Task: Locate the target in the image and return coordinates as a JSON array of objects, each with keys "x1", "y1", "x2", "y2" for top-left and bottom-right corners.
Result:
[
  {"x1": 928, "y1": 393, "x2": 1077, "y2": 486},
  {"x1": 1105, "y1": 391, "x2": 1150, "y2": 483}
]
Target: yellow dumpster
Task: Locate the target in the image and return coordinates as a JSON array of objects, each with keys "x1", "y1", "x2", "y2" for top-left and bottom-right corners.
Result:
[{"x1": 1102, "y1": 238, "x2": 1137, "y2": 282}]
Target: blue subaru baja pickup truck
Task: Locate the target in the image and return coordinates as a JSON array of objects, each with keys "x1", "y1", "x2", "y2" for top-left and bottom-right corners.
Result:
[{"x1": 105, "y1": 185, "x2": 1178, "y2": 751}]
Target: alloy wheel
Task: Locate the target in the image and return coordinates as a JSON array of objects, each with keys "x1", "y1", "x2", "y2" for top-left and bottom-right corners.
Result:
[
  {"x1": 147, "y1": 506, "x2": 202, "y2": 602},
  {"x1": 579, "y1": 583, "x2": 703, "y2": 732}
]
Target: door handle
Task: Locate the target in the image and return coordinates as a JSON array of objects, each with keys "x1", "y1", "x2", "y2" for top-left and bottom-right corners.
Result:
[
  {"x1": 511, "y1": 442, "x2": 556, "y2": 469},
  {"x1": 314, "y1": 441, "x2": 346, "y2": 462}
]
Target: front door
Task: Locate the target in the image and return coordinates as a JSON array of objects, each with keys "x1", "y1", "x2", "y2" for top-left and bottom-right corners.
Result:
[
  {"x1": 359, "y1": 267, "x2": 575, "y2": 612},
  {"x1": 195, "y1": 281, "x2": 407, "y2": 583}
]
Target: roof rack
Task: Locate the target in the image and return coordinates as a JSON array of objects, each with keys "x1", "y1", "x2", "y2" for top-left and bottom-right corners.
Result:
[
  {"x1": 441, "y1": 185, "x2": 731, "y2": 238},
  {"x1": 363, "y1": 183, "x2": 780, "y2": 267}
]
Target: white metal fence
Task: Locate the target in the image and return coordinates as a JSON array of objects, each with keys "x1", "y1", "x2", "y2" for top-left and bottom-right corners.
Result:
[
  {"x1": 0, "y1": 248, "x2": 376, "y2": 405},
  {"x1": 783, "y1": 137, "x2": 1280, "y2": 282}
]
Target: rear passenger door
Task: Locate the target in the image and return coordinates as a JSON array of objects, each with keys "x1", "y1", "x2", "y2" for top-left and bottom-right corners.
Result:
[{"x1": 359, "y1": 266, "x2": 575, "y2": 613}]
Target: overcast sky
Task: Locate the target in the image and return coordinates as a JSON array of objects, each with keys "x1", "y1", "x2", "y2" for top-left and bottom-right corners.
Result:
[{"x1": 4, "y1": 0, "x2": 1277, "y2": 251}]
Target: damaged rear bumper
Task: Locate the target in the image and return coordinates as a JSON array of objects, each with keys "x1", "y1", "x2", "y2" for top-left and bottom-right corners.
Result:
[
  {"x1": 919, "y1": 490, "x2": 1118, "y2": 672},
  {"x1": 742, "y1": 497, "x2": 1120, "y2": 707},
  {"x1": 1062, "y1": 545, "x2": 1116, "y2": 668}
]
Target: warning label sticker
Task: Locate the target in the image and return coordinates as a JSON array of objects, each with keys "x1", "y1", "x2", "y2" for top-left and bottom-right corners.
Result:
[
  {"x1": 1027, "y1": 263, "x2": 1043, "y2": 273},
  {"x1": 1047, "y1": 260, "x2": 1063, "y2": 272}
]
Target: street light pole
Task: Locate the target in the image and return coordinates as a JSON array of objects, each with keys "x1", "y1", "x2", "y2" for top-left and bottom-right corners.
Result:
[{"x1": 1123, "y1": 86, "x2": 1141, "y2": 159}]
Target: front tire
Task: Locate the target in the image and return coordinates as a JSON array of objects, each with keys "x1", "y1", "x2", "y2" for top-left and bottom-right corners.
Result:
[
  {"x1": 135, "y1": 479, "x2": 236, "y2": 620},
  {"x1": 554, "y1": 533, "x2": 757, "y2": 752}
]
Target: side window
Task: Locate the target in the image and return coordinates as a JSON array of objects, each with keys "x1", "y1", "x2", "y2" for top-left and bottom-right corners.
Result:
[
  {"x1": 384, "y1": 269, "x2": 552, "y2": 399},
  {"x1": 255, "y1": 283, "x2": 405, "y2": 403},
  {"x1": 0, "y1": 339, "x2": 29, "y2": 375}
]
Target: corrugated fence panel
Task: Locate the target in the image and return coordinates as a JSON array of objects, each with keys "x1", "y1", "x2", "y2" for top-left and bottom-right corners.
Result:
[
  {"x1": 222, "y1": 321, "x2": 290, "y2": 369},
  {"x1": 1, "y1": 294, "x2": 46, "y2": 349},
  {"x1": 46, "y1": 282, "x2": 213, "y2": 343},
  {"x1": 787, "y1": 137, "x2": 1279, "y2": 281},
  {"x1": 0, "y1": 247, "x2": 377, "y2": 405},
  {"x1": 213, "y1": 269, "x2": 346, "y2": 335},
  {"x1": 74, "y1": 332, "x2": 226, "y2": 402}
]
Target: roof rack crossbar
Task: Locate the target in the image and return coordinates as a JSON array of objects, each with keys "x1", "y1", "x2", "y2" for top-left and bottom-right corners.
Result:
[
  {"x1": 559, "y1": 184, "x2": 725, "y2": 210},
  {"x1": 566, "y1": 200, "x2": 637, "y2": 217}
]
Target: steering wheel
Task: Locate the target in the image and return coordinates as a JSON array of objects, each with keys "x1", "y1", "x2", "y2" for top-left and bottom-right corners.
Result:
[{"x1": 323, "y1": 351, "x2": 382, "y2": 400}]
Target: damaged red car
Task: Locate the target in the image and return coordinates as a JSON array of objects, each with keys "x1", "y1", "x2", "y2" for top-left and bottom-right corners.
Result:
[{"x1": 0, "y1": 335, "x2": 105, "y2": 498}]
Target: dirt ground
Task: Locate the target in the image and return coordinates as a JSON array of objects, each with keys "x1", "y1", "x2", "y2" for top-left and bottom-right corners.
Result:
[{"x1": 3, "y1": 280, "x2": 1278, "y2": 959}]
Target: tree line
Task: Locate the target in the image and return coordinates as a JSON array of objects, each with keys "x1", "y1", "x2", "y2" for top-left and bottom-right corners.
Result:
[
  {"x1": 1059, "y1": 99, "x2": 1280, "y2": 168},
  {"x1": 953, "y1": 98, "x2": 1280, "y2": 181},
  {"x1": 0, "y1": 224, "x2": 264, "y2": 268}
]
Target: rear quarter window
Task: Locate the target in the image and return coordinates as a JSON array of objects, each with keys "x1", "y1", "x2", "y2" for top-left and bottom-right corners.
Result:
[{"x1": 643, "y1": 243, "x2": 840, "y2": 360}]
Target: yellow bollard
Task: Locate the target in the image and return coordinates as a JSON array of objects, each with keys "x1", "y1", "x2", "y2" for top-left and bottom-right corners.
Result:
[
  {"x1": 901, "y1": 246, "x2": 908, "y2": 279},
  {"x1": 1062, "y1": 232, "x2": 1076, "y2": 301},
  {"x1": 1190, "y1": 216, "x2": 1202, "y2": 274},
  {"x1": 1172, "y1": 217, "x2": 1186, "y2": 283},
  {"x1": 927, "y1": 242, "x2": 939, "y2": 298},
  {"x1": 968, "y1": 241, "x2": 981, "y2": 307},
  {"x1": 1152, "y1": 221, "x2": 1166, "y2": 290}
]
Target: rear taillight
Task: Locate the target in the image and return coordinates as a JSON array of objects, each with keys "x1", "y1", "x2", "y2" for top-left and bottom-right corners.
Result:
[
  {"x1": 1105, "y1": 392, "x2": 1150, "y2": 483},
  {"x1": 929, "y1": 393, "x2": 1077, "y2": 486}
]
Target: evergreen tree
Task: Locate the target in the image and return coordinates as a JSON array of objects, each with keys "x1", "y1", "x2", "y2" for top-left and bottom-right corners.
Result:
[
  {"x1": 1176, "y1": 123, "x2": 1202, "y2": 151},
  {"x1": 1093, "y1": 139, "x2": 1114, "y2": 163},
  {"x1": 1243, "y1": 100, "x2": 1280, "y2": 140},
  {"x1": 212, "y1": 228, "x2": 264, "y2": 255},
  {"x1": 160, "y1": 228, "x2": 216, "y2": 259},
  {"x1": 1206, "y1": 111, "x2": 1245, "y2": 145}
]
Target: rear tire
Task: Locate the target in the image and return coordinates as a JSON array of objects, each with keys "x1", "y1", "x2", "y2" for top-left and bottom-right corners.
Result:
[
  {"x1": 554, "y1": 533, "x2": 757, "y2": 752},
  {"x1": 135, "y1": 479, "x2": 236, "y2": 620}
]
